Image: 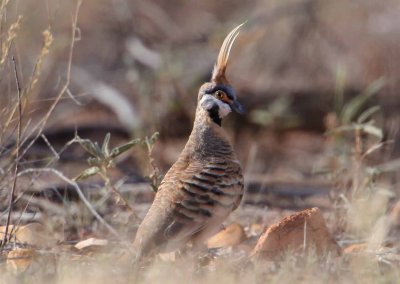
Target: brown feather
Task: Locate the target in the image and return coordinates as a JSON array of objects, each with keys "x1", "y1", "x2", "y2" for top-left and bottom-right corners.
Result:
[{"x1": 211, "y1": 22, "x2": 245, "y2": 84}]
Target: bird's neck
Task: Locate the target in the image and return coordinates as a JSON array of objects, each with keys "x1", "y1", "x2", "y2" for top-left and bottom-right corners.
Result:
[
  {"x1": 193, "y1": 105, "x2": 220, "y2": 128},
  {"x1": 182, "y1": 106, "x2": 234, "y2": 160}
]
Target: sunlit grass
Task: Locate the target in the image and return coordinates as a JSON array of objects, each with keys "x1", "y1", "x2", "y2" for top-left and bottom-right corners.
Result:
[{"x1": 0, "y1": 0, "x2": 399, "y2": 283}]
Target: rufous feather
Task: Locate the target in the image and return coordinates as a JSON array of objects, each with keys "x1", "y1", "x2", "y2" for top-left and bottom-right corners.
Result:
[{"x1": 211, "y1": 22, "x2": 245, "y2": 84}]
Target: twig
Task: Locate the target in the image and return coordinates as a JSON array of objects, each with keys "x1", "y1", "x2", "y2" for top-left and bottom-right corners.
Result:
[
  {"x1": 99, "y1": 171, "x2": 140, "y2": 220},
  {"x1": 303, "y1": 219, "x2": 307, "y2": 254},
  {"x1": 17, "y1": 168, "x2": 130, "y2": 247},
  {"x1": 1, "y1": 55, "x2": 22, "y2": 252},
  {"x1": 66, "y1": 87, "x2": 83, "y2": 106},
  {"x1": 40, "y1": 133, "x2": 60, "y2": 159}
]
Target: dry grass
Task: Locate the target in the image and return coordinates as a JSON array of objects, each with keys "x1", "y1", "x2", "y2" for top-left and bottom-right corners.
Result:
[{"x1": 0, "y1": 0, "x2": 400, "y2": 283}]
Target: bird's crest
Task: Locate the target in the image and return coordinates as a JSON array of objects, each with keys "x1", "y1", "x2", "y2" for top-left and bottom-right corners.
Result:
[{"x1": 211, "y1": 22, "x2": 245, "y2": 84}]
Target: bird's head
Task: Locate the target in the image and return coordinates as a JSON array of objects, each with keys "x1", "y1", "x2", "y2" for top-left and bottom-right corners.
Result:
[{"x1": 198, "y1": 23, "x2": 245, "y2": 126}]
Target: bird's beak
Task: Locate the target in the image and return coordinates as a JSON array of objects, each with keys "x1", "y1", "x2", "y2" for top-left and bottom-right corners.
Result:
[{"x1": 230, "y1": 100, "x2": 245, "y2": 114}]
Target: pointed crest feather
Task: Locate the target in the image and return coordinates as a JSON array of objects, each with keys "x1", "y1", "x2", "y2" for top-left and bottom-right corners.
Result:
[{"x1": 212, "y1": 22, "x2": 245, "y2": 83}]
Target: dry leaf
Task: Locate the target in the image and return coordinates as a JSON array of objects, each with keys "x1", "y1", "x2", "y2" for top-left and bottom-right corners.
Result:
[
  {"x1": 158, "y1": 252, "x2": 177, "y2": 262},
  {"x1": 249, "y1": 223, "x2": 264, "y2": 237},
  {"x1": 7, "y1": 248, "x2": 36, "y2": 274},
  {"x1": 207, "y1": 223, "x2": 246, "y2": 249},
  {"x1": 0, "y1": 225, "x2": 16, "y2": 239},
  {"x1": 15, "y1": 223, "x2": 57, "y2": 247},
  {"x1": 343, "y1": 243, "x2": 368, "y2": 254},
  {"x1": 389, "y1": 200, "x2": 400, "y2": 227},
  {"x1": 75, "y1": 238, "x2": 108, "y2": 250}
]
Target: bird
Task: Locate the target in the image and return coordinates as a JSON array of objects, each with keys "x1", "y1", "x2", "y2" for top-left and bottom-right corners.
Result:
[{"x1": 133, "y1": 23, "x2": 245, "y2": 263}]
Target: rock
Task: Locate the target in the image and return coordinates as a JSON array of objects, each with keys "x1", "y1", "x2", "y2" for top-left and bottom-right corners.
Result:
[
  {"x1": 206, "y1": 223, "x2": 246, "y2": 249},
  {"x1": 251, "y1": 207, "x2": 341, "y2": 260}
]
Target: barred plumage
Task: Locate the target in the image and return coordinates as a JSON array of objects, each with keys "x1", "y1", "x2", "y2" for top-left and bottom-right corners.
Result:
[{"x1": 133, "y1": 24, "x2": 245, "y2": 262}]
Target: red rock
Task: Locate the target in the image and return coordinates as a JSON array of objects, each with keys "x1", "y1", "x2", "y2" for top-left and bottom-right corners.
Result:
[{"x1": 251, "y1": 207, "x2": 341, "y2": 260}]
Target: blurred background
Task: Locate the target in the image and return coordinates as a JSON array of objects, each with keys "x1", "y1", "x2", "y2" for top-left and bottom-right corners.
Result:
[{"x1": 0, "y1": 0, "x2": 399, "y2": 240}]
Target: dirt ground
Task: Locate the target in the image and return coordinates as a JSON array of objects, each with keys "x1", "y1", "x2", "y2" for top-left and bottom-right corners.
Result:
[{"x1": 0, "y1": 0, "x2": 400, "y2": 283}]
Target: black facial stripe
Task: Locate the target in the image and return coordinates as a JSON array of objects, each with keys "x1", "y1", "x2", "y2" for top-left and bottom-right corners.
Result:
[
  {"x1": 204, "y1": 85, "x2": 235, "y2": 100},
  {"x1": 208, "y1": 104, "x2": 221, "y2": 126}
]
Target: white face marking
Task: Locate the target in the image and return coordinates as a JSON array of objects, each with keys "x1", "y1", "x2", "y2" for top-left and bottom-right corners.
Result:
[
  {"x1": 217, "y1": 99, "x2": 231, "y2": 118},
  {"x1": 200, "y1": 94, "x2": 231, "y2": 119}
]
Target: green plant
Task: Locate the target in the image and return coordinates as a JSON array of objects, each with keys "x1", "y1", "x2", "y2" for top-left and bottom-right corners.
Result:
[
  {"x1": 74, "y1": 132, "x2": 141, "y2": 213},
  {"x1": 74, "y1": 131, "x2": 162, "y2": 210}
]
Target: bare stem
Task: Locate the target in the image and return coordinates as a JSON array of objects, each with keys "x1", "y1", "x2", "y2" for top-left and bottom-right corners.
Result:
[
  {"x1": 352, "y1": 126, "x2": 362, "y2": 197},
  {"x1": 100, "y1": 170, "x2": 140, "y2": 220},
  {"x1": 1, "y1": 55, "x2": 22, "y2": 252}
]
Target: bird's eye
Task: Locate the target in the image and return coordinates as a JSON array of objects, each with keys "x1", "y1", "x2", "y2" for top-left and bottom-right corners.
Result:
[{"x1": 215, "y1": 90, "x2": 226, "y2": 100}]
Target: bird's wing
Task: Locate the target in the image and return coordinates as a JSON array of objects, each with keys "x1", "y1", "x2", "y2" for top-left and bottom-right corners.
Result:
[
  {"x1": 133, "y1": 157, "x2": 243, "y2": 256},
  {"x1": 162, "y1": 157, "x2": 243, "y2": 246}
]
